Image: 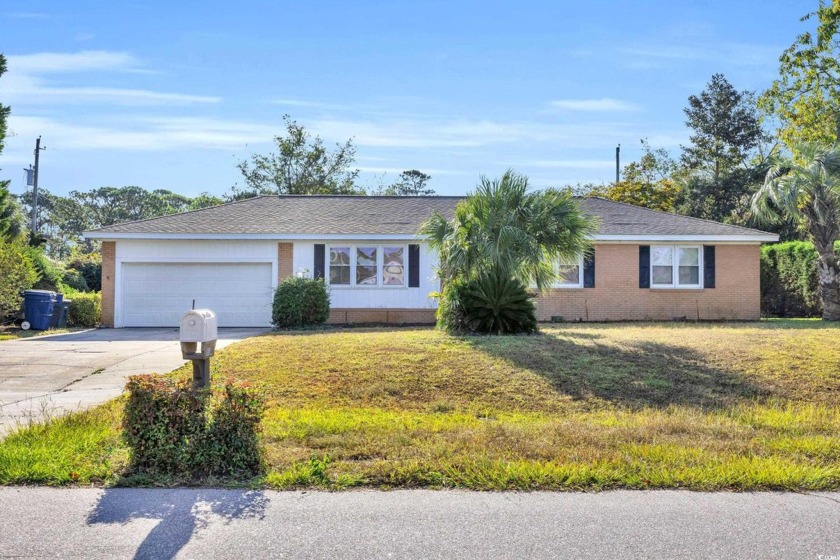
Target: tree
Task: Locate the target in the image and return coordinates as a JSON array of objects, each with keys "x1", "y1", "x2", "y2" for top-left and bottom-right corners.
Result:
[
  {"x1": 0, "y1": 184, "x2": 25, "y2": 241},
  {"x1": 70, "y1": 186, "x2": 191, "y2": 227},
  {"x1": 18, "y1": 186, "x2": 214, "y2": 258},
  {"x1": 0, "y1": 53, "x2": 22, "y2": 241},
  {"x1": 759, "y1": 0, "x2": 840, "y2": 146},
  {"x1": 752, "y1": 142, "x2": 840, "y2": 320},
  {"x1": 189, "y1": 192, "x2": 224, "y2": 210},
  {"x1": 422, "y1": 171, "x2": 594, "y2": 334},
  {"x1": 422, "y1": 170, "x2": 595, "y2": 292},
  {"x1": 0, "y1": 238, "x2": 38, "y2": 322},
  {"x1": 678, "y1": 74, "x2": 770, "y2": 223},
  {"x1": 587, "y1": 140, "x2": 679, "y2": 211},
  {"x1": 380, "y1": 170, "x2": 435, "y2": 196},
  {"x1": 235, "y1": 115, "x2": 363, "y2": 196}
]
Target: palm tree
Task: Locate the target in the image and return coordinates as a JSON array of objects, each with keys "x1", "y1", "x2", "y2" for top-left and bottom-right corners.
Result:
[
  {"x1": 752, "y1": 142, "x2": 840, "y2": 320},
  {"x1": 421, "y1": 170, "x2": 595, "y2": 293}
]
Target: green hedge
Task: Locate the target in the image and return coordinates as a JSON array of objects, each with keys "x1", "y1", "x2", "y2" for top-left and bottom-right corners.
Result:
[
  {"x1": 67, "y1": 292, "x2": 101, "y2": 327},
  {"x1": 123, "y1": 375, "x2": 264, "y2": 478},
  {"x1": 760, "y1": 241, "x2": 840, "y2": 317}
]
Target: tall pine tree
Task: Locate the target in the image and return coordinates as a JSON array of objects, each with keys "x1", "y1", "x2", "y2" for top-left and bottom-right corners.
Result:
[{"x1": 0, "y1": 53, "x2": 23, "y2": 241}]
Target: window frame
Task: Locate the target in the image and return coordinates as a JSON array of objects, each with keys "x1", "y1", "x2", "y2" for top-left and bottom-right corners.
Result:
[
  {"x1": 555, "y1": 255, "x2": 584, "y2": 288},
  {"x1": 650, "y1": 245, "x2": 703, "y2": 289},
  {"x1": 326, "y1": 244, "x2": 409, "y2": 289}
]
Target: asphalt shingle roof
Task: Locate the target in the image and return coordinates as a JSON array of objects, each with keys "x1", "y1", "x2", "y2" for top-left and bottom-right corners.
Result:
[{"x1": 85, "y1": 195, "x2": 776, "y2": 239}]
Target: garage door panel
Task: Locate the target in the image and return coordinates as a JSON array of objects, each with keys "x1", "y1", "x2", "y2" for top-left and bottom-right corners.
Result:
[{"x1": 121, "y1": 263, "x2": 273, "y2": 327}]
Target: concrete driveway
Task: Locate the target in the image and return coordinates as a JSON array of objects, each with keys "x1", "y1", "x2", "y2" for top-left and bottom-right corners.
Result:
[{"x1": 0, "y1": 327, "x2": 268, "y2": 435}]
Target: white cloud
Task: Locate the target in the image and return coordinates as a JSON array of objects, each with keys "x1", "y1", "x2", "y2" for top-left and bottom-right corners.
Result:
[
  {"x1": 549, "y1": 98, "x2": 639, "y2": 112},
  {"x1": 5, "y1": 114, "x2": 276, "y2": 153},
  {"x1": 620, "y1": 42, "x2": 782, "y2": 69},
  {"x1": 306, "y1": 116, "x2": 648, "y2": 150},
  {"x1": 6, "y1": 50, "x2": 140, "y2": 74},
  {"x1": 5, "y1": 78, "x2": 220, "y2": 106},
  {"x1": 3, "y1": 50, "x2": 221, "y2": 107}
]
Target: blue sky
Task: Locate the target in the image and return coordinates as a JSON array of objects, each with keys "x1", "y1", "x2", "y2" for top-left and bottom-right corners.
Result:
[{"x1": 0, "y1": 0, "x2": 812, "y2": 199}]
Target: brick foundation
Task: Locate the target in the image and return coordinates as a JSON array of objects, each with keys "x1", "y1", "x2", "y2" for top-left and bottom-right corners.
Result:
[
  {"x1": 535, "y1": 244, "x2": 761, "y2": 321},
  {"x1": 101, "y1": 241, "x2": 116, "y2": 327},
  {"x1": 327, "y1": 308, "x2": 437, "y2": 325}
]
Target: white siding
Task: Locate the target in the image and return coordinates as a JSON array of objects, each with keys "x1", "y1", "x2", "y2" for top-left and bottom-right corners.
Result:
[
  {"x1": 114, "y1": 240, "x2": 278, "y2": 328},
  {"x1": 293, "y1": 240, "x2": 439, "y2": 309},
  {"x1": 112, "y1": 238, "x2": 439, "y2": 327}
]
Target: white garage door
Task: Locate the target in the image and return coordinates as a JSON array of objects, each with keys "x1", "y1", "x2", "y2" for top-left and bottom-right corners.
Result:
[{"x1": 121, "y1": 262, "x2": 273, "y2": 327}]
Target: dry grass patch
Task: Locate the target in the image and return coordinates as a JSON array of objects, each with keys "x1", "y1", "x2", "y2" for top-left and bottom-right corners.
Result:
[{"x1": 2, "y1": 320, "x2": 839, "y2": 490}]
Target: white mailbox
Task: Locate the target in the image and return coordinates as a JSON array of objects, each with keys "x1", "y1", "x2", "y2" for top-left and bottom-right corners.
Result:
[
  {"x1": 180, "y1": 309, "x2": 218, "y2": 365},
  {"x1": 180, "y1": 309, "x2": 218, "y2": 343}
]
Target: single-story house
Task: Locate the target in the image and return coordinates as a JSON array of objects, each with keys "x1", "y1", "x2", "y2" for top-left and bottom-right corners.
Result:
[{"x1": 83, "y1": 195, "x2": 779, "y2": 327}]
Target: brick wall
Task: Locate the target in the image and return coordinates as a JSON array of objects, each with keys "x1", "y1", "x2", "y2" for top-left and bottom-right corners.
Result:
[
  {"x1": 327, "y1": 308, "x2": 437, "y2": 325},
  {"x1": 535, "y1": 243, "x2": 761, "y2": 321},
  {"x1": 101, "y1": 241, "x2": 116, "y2": 327},
  {"x1": 277, "y1": 242, "x2": 293, "y2": 283}
]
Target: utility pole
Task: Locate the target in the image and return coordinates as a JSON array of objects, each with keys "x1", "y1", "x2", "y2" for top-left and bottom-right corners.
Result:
[
  {"x1": 31, "y1": 136, "x2": 45, "y2": 235},
  {"x1": 615, "y1": 144, "x2": 620, "y2": 185}
]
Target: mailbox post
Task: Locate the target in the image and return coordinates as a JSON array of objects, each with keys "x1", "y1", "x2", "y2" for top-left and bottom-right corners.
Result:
[{"x1": 179, "y1": 309, "x2": 218, "y2": 388}]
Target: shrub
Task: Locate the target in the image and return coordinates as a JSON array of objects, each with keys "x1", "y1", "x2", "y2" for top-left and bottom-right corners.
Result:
[
  {"x1": 67, "y1": 292, "x2": 101, "y2": 327},
  {"x1": 25, "y1": 247, "x2": 64, "y2": 292},
  {"x1": 123, "y1": 375, "x2": 207, "y2": 475},
  {"x1": 123, "y1": 375, "x2": 265, "y2": 478},
  {"x1": 0, "y1": 238, "x2": 38, "y2": 322},
  {"x1": 61, "y1": 268, "x2": 89, "y2": 292},
  {"x1": 272, "y1": 276, "x2": 330, "y2": 328},
  {"x1": 197, "y1": 380, "x2": 265, "y2": 476},
  {"x1": 436, "y1": 277, "x2": 472, "y2": 333},
  {"x1": 760, "y1": 241, "x2": 840, "y2": 317},
  {"x1": 438, "y1": 269, "x2": 537, "y2": 335},
  {"x1": 65, "y1": 252, "x2": 102, "y2": 292}
]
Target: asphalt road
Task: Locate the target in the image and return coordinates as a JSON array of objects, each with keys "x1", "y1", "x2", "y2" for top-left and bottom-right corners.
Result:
[
  {"x1": 0, "y1": 328, "x2": 267, "y2": 435},
  {"x1": 0, "y1": 488, "x2": 837, "y2": 559}
]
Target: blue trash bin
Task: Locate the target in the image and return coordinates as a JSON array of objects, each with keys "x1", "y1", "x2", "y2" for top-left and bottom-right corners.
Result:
[
  {"x1": 23, "y1": 290, "x2": 57, "y2": 331},
  {"x1": 50, "y1": 293, "x2": 65, "y2": 328}
]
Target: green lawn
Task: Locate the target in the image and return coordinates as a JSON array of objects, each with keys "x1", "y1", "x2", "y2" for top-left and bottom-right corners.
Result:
[{"x1": 2, "y1": 320, "x2": 839, "y2": 490}]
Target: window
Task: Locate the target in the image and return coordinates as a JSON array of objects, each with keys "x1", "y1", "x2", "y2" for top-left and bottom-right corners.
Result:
[
  {"x1": 382, "y1": 246, "x2": 405, "y2": 286},
  {"x1": 329, "y1": 247, "x2": 351, "y2": 285},
  {"x1": 327, "y1": 244, "x2": 407, "y2": 288},
  {"x1": 356, "y1": 247, "x2": 378, "y2": 285},
  {"x1": 556, "y1": 256, "x2": 583, "y2": 287},
  {"x1": 651, "y1": 246, "x2": 702, "y2": 288}
]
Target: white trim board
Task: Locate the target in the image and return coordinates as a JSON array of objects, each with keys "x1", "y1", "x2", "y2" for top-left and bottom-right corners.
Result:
[{"x1": 86, "y1": 232, "x2": 779, "y2": 243}]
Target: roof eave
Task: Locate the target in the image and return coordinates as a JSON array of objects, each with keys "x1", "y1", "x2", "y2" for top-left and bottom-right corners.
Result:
[
  {"x1": 83, "y1": 231, "x2": 780, "y2": 243},
  {"x1": 82, "y1": 232, "x2": 425, "y2": 241}
]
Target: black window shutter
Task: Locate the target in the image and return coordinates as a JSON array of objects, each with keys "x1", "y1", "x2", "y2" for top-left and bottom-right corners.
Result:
[
  {"x1": 639, "y1": 245, "x2": 650, "y2": 288},
  {"x1": 583, "y1": 253, "x2": 595, "y2": 288},
  {"x1": 314, "y1": 244, "x2": 325, "y2": 279},
  {"x1": 703, "y1": 245, "x2": 716, "y2": 289},
  {"x1": 408, "y1": 244, "x2": 420, "y2": 287}
]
